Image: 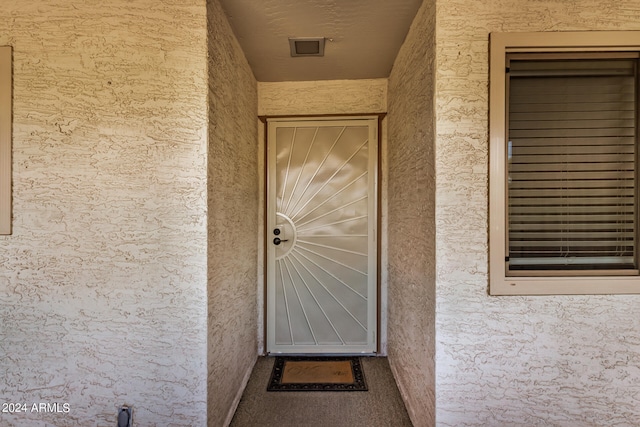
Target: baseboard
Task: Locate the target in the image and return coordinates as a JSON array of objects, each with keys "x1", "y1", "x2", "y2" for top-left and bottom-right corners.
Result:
[{"x1": 223, "y1": 355, "x2": 258, "y2": 427}]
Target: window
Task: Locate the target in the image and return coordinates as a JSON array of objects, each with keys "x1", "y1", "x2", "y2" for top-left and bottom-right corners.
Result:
[
  {"x1": 489, "y1": 32, "x2": 640, "y2": 295},
  {"x1": 0, "y1": 46, "x2": 11, "y2": 235}
]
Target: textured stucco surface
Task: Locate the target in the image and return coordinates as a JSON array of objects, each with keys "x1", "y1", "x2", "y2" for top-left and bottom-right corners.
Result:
[
  {"x1": 207, "y1": 0, "x2": 259, "y2": 425},
  {"x1": 386, "y1": 0, "x2": 436, "y2": 425},
  {"x1": 436, "y1": 1, "x2": 640, "y2": 426},
  {"x1": 258, "y1": 79, "x2": 387, "y2": 116},
  {"x1": 257, "y1": 79, "x2": 387, "y2": 354},
  {"x1": 0, "y1": 1, "x2": 208, "y2": 426}
]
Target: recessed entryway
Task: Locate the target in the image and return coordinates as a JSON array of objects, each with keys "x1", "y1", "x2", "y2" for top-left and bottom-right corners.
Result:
[{"x1": 230, "y1": 357, "x2": 412, "y2": 426}]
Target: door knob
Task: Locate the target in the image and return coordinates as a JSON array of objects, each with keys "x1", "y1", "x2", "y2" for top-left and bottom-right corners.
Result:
[{"x1": 273, "y1": 237, "x2": 289, "y2": 245}]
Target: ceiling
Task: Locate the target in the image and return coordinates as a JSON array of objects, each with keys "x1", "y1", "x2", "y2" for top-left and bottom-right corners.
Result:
[{"x1": 218, "y1": 0, "x2": 424, "y2": 82}]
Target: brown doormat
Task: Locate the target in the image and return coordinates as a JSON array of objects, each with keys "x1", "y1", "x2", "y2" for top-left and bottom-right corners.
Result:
[{"x1": 267, "y1": 356, "x2": 367, "y2": 391}]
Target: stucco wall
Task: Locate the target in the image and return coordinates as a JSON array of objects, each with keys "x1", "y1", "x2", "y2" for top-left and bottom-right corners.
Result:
[
  {"x1": 386, "y1": 0, "x2": 436, "y2": 425},
  {"x1": 258, "y1": 79, "x2": 387, "y2": 116},
  {"x1": 257, "y1": 79, "x2": 388, "y2": 354},
  {"x1": 436, "y1": 1, "x2": 640, "y2": 425},
  {"x1": 207, "y1": 0, "x2": 258, "y2": 425},
  {"x1": 0, "y1": 1, "x2": 208, "y2": 426}
]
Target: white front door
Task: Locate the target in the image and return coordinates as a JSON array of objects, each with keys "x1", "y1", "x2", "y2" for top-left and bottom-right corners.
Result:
[{"x1": 266, "y1": 116, "x2": 378, "y2": 354}]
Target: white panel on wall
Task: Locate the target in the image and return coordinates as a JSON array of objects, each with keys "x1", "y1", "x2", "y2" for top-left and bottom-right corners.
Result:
[{"x1": 0, "y1": 46, "x2": 11, "y2": 235}]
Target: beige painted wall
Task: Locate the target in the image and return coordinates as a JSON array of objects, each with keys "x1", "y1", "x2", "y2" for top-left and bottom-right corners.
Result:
[
  {"x1": 0, "y1": 1, "x2": 208, "y2": 426},
  {"x1": 257, "y1": 79, "x2": 388, "y2": 354},
  {"x1": 258, "y1": 80, "x2": 387, "y2": 116},
  {"x1": 386, "y1": 0, "x2": 436, "y2": 425},
  {"x1": 436, "y1": 0, "x2": 640, "y2": 425},
  {"x1": 207, "y1": 0, "x2": 259, "y2": 425}
]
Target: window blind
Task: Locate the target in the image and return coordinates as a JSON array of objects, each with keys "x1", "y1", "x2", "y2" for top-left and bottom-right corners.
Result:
[{"x1": 507, "y1": 55, "x2": 639, "y2": 272}]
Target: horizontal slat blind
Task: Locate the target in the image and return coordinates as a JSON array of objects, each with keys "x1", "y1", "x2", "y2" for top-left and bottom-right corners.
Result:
[{"x1": 507, "y1": 56, "x2": 638, "y2": 271}]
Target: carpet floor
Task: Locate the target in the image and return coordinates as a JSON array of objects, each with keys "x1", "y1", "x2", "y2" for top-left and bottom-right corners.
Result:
[{"x1": 230, "y1": 356, "x2": 413, "y2": 427}]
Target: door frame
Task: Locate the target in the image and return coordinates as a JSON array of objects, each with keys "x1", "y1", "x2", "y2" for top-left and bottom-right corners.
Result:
[{"x1": 261, "y1": 114, "x2": 384, "y2": 354}]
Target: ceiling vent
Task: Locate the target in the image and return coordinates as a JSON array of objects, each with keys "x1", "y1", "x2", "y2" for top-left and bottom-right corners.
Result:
[{"x1": 289, "y1": 37, "x2": 325, "y2": 57}]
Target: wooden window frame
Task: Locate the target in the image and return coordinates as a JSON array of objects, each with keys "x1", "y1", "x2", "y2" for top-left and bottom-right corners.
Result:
[{"x1": 489, "y1": 32, "x2": 640, "y2": 295}]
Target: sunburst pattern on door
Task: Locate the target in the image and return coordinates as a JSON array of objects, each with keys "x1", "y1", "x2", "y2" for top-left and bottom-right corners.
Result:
[{"x1": 267, "y1": 118, "x2": 377, "y2": 353}]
